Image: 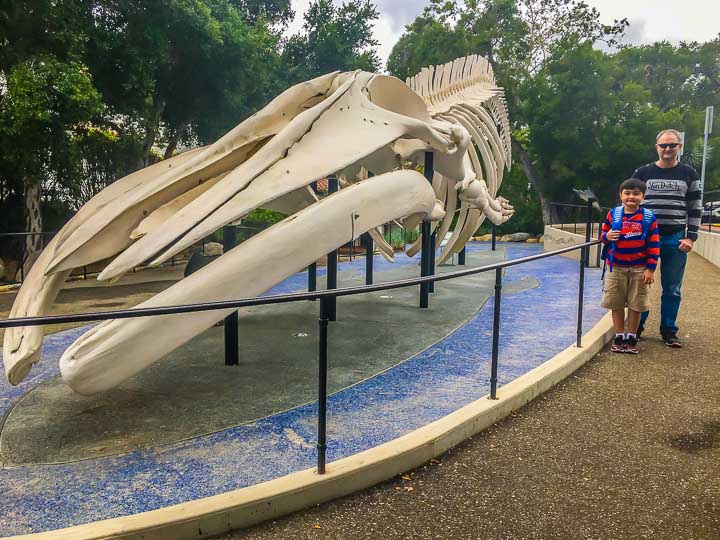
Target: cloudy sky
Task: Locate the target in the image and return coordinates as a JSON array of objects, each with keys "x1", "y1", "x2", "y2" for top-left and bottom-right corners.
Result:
[{"x1": 286, "y1": 0, "x2": 720, "y2": 69}]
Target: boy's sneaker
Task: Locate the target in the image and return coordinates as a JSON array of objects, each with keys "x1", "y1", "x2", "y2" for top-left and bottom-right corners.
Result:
[
  {"x1": 662, "y1": 332, "x2": 682, "y2": 348},
  {"x1": 625, "y1": 335, "x2": 639, "y2": 354},
  {"x1": 610, "y1": 335, "x2": 625, "y2": 353}
]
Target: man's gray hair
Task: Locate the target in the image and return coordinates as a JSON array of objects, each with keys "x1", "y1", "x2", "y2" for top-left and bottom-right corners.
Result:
[{"x1": 656, "y1": 129, "x2": 683, "y2": 143}]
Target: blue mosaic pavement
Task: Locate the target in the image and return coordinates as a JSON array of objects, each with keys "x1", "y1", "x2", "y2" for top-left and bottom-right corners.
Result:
[{"x1": 0, "y1": 243, "x2": 605, "y2": 535}]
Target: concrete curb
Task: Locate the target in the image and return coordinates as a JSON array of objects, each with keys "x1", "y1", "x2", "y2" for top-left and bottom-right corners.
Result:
[{"x1": 14, "y1": 312, "x2": 614, "y2": 540}]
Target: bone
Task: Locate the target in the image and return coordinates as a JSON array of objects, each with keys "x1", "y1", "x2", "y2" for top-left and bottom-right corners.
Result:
[
  {"x1": 100, "y1": 74, "x2": 468, "y2": 279},
  {"x1": 3, "y1": 55, "x2": 514, "y2": 388},
  {"x1": 59, "y1": 170, "x2": 438, "y2": 394}
]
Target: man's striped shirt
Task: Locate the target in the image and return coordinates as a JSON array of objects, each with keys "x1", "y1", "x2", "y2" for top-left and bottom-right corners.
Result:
[
  {"x1": 601, "y1": 209, "x2": 660, "y2": 270},
  {"x1": 631, "y1": 162, "x2": 702, "y2": 240}
]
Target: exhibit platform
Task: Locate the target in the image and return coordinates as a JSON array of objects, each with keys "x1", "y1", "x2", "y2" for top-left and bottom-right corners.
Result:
[{"x1": 0, "y1": 242, "x2": 608, "y2": 538}]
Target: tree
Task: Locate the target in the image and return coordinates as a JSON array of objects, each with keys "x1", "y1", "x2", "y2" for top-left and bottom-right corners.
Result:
[
  {"x1": 0, "y1": 1, "x2": 103, "y2": 262},
  {"x1": 282, "y1": 0, "x2": 381, "y2": 84},
  {"x1": 387, "y1": 0, "x2": 628, "y2": 223},
  {"x1": 86, "y1": 0, "x2": 285, "y2": 166},
  {"x1": 0, "y1": 55, "x2": 102, "y2": 257}
]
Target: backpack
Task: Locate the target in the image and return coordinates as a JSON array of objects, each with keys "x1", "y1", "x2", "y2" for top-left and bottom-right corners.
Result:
[{"x1": 601, "y1": 206, "x2": 654, "y2": 278}]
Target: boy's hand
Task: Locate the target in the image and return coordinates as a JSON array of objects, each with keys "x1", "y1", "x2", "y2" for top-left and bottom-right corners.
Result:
[
  {"x1": 642, "y1": 269, "x2": 655, "y2": 284},
  {"x1": 605, "y1": 230, "x2": 621, "y2": 241}
]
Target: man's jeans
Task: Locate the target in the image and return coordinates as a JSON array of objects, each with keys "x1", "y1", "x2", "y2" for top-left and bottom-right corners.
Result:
[{"x1": 640, "y1": 230, "x2": 687, "y2": 334}]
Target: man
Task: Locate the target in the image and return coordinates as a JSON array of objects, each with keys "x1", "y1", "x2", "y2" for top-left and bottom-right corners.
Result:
[{"x1": 631, "y1": 129, "x2": 702, "y2": 347}]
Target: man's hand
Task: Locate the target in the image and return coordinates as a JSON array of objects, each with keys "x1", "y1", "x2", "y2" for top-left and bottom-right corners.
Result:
[
  {"x1": 605, "y1": 230, "x2": 621, "y2": 241},
  {"x1": 642, "y1": 268, "x2": 655, "y2": 284},
  {"x1": 679, "y1": 237, "x2": 694, "y2": 253}
]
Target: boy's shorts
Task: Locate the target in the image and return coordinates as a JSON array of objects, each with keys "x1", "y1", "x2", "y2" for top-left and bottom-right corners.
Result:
[{"x1": 601, "y1": 266, "x2": 651, "y2": 312}]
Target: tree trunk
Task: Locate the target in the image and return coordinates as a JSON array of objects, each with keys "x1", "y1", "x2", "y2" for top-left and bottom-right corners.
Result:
[
  {"x1": 23, "y1": 179, "x2": 42, "y2": 275},
  {"x1": 164, "y1": 120, "x2": 189, "y2": 160},
  {"x1": 512, "y1": 140, "x2": 557, "y2": 225},
  {"x1": 138, "y1": 98, "x2": 166, "y2": 169}
]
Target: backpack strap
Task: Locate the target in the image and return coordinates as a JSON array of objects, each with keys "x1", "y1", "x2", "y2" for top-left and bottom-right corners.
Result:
[
  {"x1": 602, "y1": 205, "x2": 625, "y2": 279},
  {"x1": 641, "y1": 208, "x2": 654, "y2": 239},
  {"x1": 611, "y1": 206, "x2": 624, "y2": 230}
]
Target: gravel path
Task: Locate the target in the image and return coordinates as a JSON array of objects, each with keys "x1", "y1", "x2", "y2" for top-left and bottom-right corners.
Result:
[{"x1": 218, "y1": 252, "x2": 720, "y2": 539}]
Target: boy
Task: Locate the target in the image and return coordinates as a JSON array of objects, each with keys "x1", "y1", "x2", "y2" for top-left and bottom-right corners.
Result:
[{"x1": 601, "y1": 178, "x2": 659, "y2": 354}]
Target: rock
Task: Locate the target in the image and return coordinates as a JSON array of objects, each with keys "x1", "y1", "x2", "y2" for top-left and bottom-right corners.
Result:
[
  {"x1": 202, "y1": 242, "x2": 224, "y2": 257},
  {"x1": 500, "y1": 232, "x2": 531, "y2": 242},
  {"x1": 538, "y1": 235, "x2": 544, "y2": 243},
  {"x1": 474, "y1": 234, "x2": 494, "y2": 242},
  {"x1": 0, "y1": 258, "x2": 4, "y2": 281},
  {"x1": 526, "y1": 238, "x2": 539, "y2": 243},
  {"x1": 4, "y1": 259, "x2": 19, "y2": 282}
]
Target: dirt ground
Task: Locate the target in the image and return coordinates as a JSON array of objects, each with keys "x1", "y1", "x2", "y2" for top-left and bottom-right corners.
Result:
[{"x1": 215, "y1": 252, "x2": 720, "y2": 540}]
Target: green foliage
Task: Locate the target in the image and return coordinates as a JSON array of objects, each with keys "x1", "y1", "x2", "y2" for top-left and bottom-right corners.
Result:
[
  {"x1": 241, "y1": 208, "x2": 287, "y2": 229},
  {"x1": 283, "y1": 0, "x2": 381, "y2": 83},
  {"x1": 0, "y1": 54, "x2": 102, "y2": 222},
  {"x1": 1, "y1": 0, "x2": 718, "y2": 244},
  {"x1": 492, "y1": 164, "x2": 544, "y2": 234},
  {"x1": 383, "y1": 227, "x2": 419, "y2": 250},
  {"x1": 388, "y1": 1, "x2": 717, "y2": 230},
  {"x1": 87, "y1": 0, "x2": 284, "y2": 149}
]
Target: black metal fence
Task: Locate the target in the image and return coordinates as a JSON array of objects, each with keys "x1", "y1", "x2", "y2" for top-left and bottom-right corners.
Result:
[
  {"x1": 549, "y1": 202, "x2": 610, "y2": 239},
  {"x1": 703, "y1": 190, "x2": 720, "y2": 233},
  {"x1": 0, "y1": 237, "x2": 599, "y2": 475},
  {"x1": 0, "y1": 226, "x2": 264, "y2": 286}
]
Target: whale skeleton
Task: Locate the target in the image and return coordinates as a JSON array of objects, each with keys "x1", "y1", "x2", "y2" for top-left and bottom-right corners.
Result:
[{"x1": 2, "y1": 55, "x2": 514, "y2": 395}]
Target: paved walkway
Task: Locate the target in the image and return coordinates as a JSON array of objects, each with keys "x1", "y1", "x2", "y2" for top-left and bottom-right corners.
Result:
[{"x1": 220, "y1": 252, "x2": 720, "y2": 539}]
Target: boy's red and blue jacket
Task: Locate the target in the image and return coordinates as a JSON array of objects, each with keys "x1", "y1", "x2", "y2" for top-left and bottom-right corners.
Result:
[{"x1": 601, "y1": 209, "x2": 660, "y2": 270}]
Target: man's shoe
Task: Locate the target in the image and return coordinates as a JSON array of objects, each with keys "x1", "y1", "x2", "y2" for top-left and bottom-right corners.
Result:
[
  {"x1": 610, "y1": 335, "x2": 626, "y2": 353},
  {"x1": 663, "y1": 332, "x2": 682, "y2": 348},
  {"x1": 625, "y1": 335, "x2": 639, "y2": 354}
]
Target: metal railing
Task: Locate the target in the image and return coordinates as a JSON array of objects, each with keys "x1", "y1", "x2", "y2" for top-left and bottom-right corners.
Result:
[
  {"x1": 702, "y1": 195, "x2": 720, "y2": 233},
  {"x1": 0, "y1": 238, "x2": 600, "y2": 475},
  {"x1": 549, "y1": 202, "x2": 610, "y2": 239},
  {"x1": 0, "y1": 226, "x2": 264, "y2": 286}
]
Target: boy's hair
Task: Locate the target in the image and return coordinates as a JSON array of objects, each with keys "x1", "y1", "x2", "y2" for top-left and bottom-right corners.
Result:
[{"x1": 619, "y1": 178, "x2": 646, "y2": 194}]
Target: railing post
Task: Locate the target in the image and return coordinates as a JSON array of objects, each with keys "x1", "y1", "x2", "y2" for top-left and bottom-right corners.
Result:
[
  {"x1": 490, "y1": 267, "x2": 502, "y2": 399},
  {"x1": 458, "y1": 246, "x2": 466, "y2": 265},
  {"x1": 18, "y1": 240, "x2": 25, "y2": 283},
  {"x1": 327, "y1": 176, "x2": 338, "y2": 321},
  {"x1": 576, "y1": 244, "x2": 586, "y2": 347},
  {"x1": 584, "y1": 200, "x2": 593, "y2": 268},
  {"x1": 223, "y1": 225, "x2": 239, "y2": 366},
  {"x1": 491, "y1": 223, "x2": 497, "y2": 251},
  {"x1": 364, "y1": 233, "x2": 373, "y2": 285},
  {"x1": 317, "y1": 296, "x2": 330, "y2": 474},
  {"x1": 420, "y1": 152, "x2": 433, "y2": 308},
  {"x1": 308, "y1": 262, "x2": 317, "y2": 299},
  {"x1": 429, "y1": 230, "x2": 436, "y2": 293},
  {"x1": 596, "y1": 217, "x2": 603, "y2": 267}
]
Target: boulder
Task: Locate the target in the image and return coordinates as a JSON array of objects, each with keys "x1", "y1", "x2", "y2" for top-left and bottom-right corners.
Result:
[
  {"x1": 500, "y1": 232, "x2": 531, "y2": 242},
  {"x1": 526, "y1": 238, "x2": 539, "y2": 243},
  {"x1": 202, "y1": 242, "x2": 224, "y2": 257},
  {"x1": 473, "y1": 234, "x2": 494, "y2": 242},
  {"x1": 538, "y1": 235, "x2": 544, "y2": 243},
  {"x1": 4, "y1": 259, "x2": 19, "y2": 282}
]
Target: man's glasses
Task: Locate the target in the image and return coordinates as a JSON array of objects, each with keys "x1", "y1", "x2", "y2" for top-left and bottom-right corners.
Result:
[{"x1": 657, "y1": 143, "x2": 680, "y2": 149}]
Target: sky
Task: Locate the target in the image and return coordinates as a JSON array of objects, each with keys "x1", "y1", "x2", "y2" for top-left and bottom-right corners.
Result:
[{"x1": 286, "y1": 0, "x2": 720, "y2": 70}]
